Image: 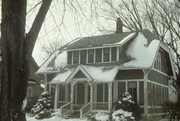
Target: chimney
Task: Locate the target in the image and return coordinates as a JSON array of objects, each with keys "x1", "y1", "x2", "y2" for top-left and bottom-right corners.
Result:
[{"x1": 116, "y1": 18, "x2": 123, "y2": 34}]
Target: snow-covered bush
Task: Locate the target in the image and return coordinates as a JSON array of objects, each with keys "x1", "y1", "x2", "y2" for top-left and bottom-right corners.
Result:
[
  {"x1": 112, "y1": 92, "x2": 141, "y2": 121},
  {"x1": 30, "y1": 91, "x2": 54, "y2": 119},
  {"x1": 162, "y1": 101, "x2": 180, "y2": 121}
]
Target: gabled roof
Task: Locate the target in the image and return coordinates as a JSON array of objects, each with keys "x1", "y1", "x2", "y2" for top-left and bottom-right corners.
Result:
[
  {"x1": 66, "y1": 29, "x2": 157, "y2": 50},
  {"x1": 36, "y1": 29, "x2": 171, "y2": 74}
]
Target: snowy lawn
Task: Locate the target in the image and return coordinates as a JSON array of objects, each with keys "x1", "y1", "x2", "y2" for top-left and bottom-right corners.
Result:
[{"x1": 26, "y1": 114, "x2": 87, "y2": 121}]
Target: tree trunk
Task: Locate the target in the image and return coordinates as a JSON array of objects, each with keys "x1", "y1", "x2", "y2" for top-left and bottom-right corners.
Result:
[
  {"x1": 0, "y1": 0, "x2": 27, "y2": 121},
  {"x1": 0, "y1": 0, "x2": 52, "y2": 121}
]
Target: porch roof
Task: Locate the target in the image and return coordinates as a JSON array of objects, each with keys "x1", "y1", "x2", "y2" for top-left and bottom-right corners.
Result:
[
  {"x1": 50, "y1": 65, "x2": 119, "y2": 84},
  {"x1": 50, "y1": 68, "x2": 74, "y2": 84},
  {"x1": 81, "y1": 65, "x2": 119, "y2": 82}
]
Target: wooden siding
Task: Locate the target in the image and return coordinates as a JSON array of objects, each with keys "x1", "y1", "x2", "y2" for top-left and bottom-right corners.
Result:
[
  {"x1": 148, "y1": 70, "x2": 168, "y2": 85},
  {"x1": 116, "y1": 70, "x2": 144, "y2": 80},
  {"x1": 74, "y1": 70, "x2": 86, "y2": 78}
]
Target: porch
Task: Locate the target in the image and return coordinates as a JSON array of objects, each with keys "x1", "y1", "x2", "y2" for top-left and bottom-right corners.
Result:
[{"x1": 53, "y1": 80, "x2": 113, "y2": 118}]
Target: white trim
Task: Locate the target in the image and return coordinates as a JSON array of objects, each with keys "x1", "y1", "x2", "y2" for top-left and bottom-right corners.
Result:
[
  {"x1": 147, "y1": 80, "x2": 169, "y2": 88},
  {"x1": 151, "y1": 68, "x2": 168, "y2": 76},
  {"x1": 125, "y1": 82, "x2": 128, "y2": 92},
  {"x1": 78, "y1": 50, "x2": 80, "y2": 64},
  {"x1": 115, "y1": 79, "x2": 144, "y2": 82},
  {"x1": 137, "y1": 81, "x2": 139, "y2": 104},
  {"x1": 67, "y1": 65, "x2": 93, "y2": 82},
  {"x1": 117, "y1": 47, "x2": 119, "y2": 61},
  {"x1": 110, "y1": 47, "x2": 112, "y2": 62}
]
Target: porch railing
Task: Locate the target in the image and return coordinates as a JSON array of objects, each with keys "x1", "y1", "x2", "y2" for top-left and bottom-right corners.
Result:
[
  {"x1": 59, "y1": 101, "x2": 72, "y2": 117},
  {"x1": 80, "y1": 103, "x2": 92, "y2": 118},
  {"x1": 80, "y1": 102, "x2": 109, "y2": 118}
]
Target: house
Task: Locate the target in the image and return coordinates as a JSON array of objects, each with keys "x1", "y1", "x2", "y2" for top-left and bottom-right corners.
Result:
[{"x1": 36, "y1": 19, "x2": 177, "y2": 120}]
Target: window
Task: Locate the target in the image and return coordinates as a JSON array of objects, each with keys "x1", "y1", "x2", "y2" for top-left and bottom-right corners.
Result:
[
  {"x1": 154, "y1": 52, "x2": 162, "y2": 71},
  {"x1": 103, "y1": 48, "x2": 110, "y2": 62},
  {"x1": 119, "y1": 47, "x2": 122, "y2": 59},
  {"x1": 128, "y1": 82, "x2": 137, "y2": 102},
  {"x1": 27, "y1": 87, "x2": 33, "y2": 98},
  {"x1": 73, "y1": 51, "x2": 79, "y2": 64},
  {"x1": 88, "y1": 49, "x2": 94, "y2": 63},
  {"x1": 59, "y1": 84, "x2": 65, "y2": 101},
  {"x1": 80, "y1": 50, "x2": 87, "y2": 64},
  {"x1": 95, "y1": 48, "x2": 102, "y2": 63},
  {"x1": 67, "y1": 51, "x2": 72, "y2": 64},
  {"x1": 97, "y1": 83, "x2": 108, "y2": 102},
  {"x1": 111, "y1": 47, "x2": 117, "y2": 61}
]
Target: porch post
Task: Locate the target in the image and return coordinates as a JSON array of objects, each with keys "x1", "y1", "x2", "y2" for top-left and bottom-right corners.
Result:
[
  {"x1": 54, "y1": 84, "x2": 59, "y2": 109},
  {"x1": 90, "y1": 83, "x2": 93, "y2": 110},
  {"x1": 108, "y1": 83, "x2": 112, "y2": 111},
  {"x1": 71, "y1": 82, "x2": 74, "y2": 110},
  {"x1": 44, "y1": 74, "x2": 47, "y2": 91},
  {"x1": 143, "y1": 69, "x2": 150, "y2": 120}
]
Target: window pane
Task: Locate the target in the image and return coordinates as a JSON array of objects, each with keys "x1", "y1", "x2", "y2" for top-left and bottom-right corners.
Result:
[
  {"x1": 104, "y1": 84, "x2": 108, "y2": 102},
  {"x1": 73, "y1": 51, "x2": 79, "y2": 64},
  {"x1": 103, "y1": 48, "x2": 110, "y2": 62},
  {"x1": 97, "y1": 84, "x2": 103, "y2": 102},
  {"x1": 119, "y1": 47, "x2": 122, "y2": 59},
  {"x1": 67, "y1": 51, "x2": 72, "y2": 64},
  {"x1": 59, "y1": 85, "x2": 65, "y2": 101},
  {"x1": 88, "y1": 49, "x2": 94, "y2": 63},
  {"x1": 128, "y1": 82, "x2": 137, "y2": 102},
  {"x1": 118, "y1": 82, "x2": 125, "y2": 100},
  {"x1": 80, "y1": 50, "x2": 87, "y2": 64},
  {"x1": 95, "y1": 49, "x2": 102, "y2": 63},
  {"x1": 111, "y1": 47, "x2": 117, "y2": 61}
]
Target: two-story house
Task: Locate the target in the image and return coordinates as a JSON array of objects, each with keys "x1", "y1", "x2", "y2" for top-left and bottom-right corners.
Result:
[{"x1": 36, "y1": 19, "x2": 177, "y2": 120}]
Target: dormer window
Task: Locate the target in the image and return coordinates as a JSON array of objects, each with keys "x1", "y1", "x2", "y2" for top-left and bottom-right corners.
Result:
[
  {"x1": 73, "y1": 50, "x2": 79, "y2": 64},
  {"x1": 103, "y1": 48, "x2": 110, "y2": 62},
  {"x1": 88, "y1": 49, "x2": 94, "y2": 63},
  {"x1": 111, "y1": 47, "x2": 117, "y2": 61},
  {"x1": 95, "y1": 48, "x2": 102, "y2": 63}
]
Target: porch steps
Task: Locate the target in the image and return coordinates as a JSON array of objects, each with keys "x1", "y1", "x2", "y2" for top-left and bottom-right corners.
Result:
[{"x1": 66, "y1": 110, "x2": 80, "y2": 118}]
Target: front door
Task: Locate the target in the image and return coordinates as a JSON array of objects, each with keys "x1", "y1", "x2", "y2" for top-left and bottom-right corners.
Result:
[{"x1": 74, "y1": 82, "x2": 90, "y2": 105}]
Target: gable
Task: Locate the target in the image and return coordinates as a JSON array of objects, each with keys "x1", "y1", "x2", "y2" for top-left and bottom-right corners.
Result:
[
  {"x1": 153, "y1": 47, "x2": 174, "y2": 76},
  {"x1": 74, "y1": 70, "x2": 87, "y2": 78}
]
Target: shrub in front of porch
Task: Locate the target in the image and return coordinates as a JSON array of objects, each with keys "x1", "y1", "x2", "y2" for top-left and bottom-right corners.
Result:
[
  {"x1": 30, "y1": 91, "x2": 54, "y2": 119},
  {"x1": 112, "y1": 92, "x2": 141, "y2": 121}
]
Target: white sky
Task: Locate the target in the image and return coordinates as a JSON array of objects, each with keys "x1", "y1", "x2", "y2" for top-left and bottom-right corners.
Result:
[{"x1": 26, "y1": 0, "x2": 118, "y2": 66}]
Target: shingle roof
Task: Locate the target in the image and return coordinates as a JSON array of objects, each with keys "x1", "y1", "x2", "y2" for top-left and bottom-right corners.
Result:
[
  {"x1": 66, "y1": 29, "x2": 157, "y2": 50},
  {"x1": 37, "y1": 29, "x2": 159, "y2": 74}
]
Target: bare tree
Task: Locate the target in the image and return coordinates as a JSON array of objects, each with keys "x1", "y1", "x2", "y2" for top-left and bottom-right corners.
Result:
[
  {"x1": 0, "y1": 0, "x2": 52, "y2": 121},
  {"x1": 99, "y1": 0, "x2": 180, "y2": 85}
]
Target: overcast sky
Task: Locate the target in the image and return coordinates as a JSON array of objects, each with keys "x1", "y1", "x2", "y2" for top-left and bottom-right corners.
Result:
[{"x1": 26, "y1": 0, "x2": 119, "y2": 66}]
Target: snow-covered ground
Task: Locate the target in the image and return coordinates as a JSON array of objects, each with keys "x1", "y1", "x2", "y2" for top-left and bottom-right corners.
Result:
[
  {"x1": 26, "y1": 115, "x2": 86, "y2": 121},
  {"x1": 26, "y1": 114, "x2": 168, "y2": 121}
]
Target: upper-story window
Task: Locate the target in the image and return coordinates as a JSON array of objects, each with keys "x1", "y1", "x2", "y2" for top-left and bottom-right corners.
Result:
[
  {"x1": 80, "y1": 50, "x2": 87, "y2": 64},
  {"x1": 88, "y1": 49, "x2": 94, "y2": 63},
  {"x1": 103, "y1": 48, "x2": 110, "y2": 62},
  {"x1": 95, "y1": 48, "x2": 102, "y2": 63},
  {"x1": 154, "y1": 52, "x2": 162, "y2": 71},
  {"x1": 67, "y1": 46, "x2": 122, "y2": 65},
  {"x1": 67, "y1": 51, "x2": 72, "y2": 64},
  {"x1": 73, "y1": 50, "x2": 79, "y2": 64},
  {"x1": 111, "y1": 47, "x2": 117, "y2": 61}
]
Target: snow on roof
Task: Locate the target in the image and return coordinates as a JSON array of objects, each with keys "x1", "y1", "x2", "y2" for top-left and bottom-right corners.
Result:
[
  {"x1": 82, "y1": 65, "x2": 119, "y2": 82},
  {"x1": 114, "y1": 32, "x2": 136, "y2": 45},
  {"x1": 37, "y1": 50, "x2": 59, "y2": 73},
  {"x1": 37, "y1": 50, "x2": 67, "y2": 74},
  {"x1": 123, "y1": 32, "x2": 160, "y2": 68},
  {"x1": 50, "y1": 69, "x2": 74, "y2": 84},
  {"x1": 54, "y1": 51, "x2": 67, "y2": 68}
]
